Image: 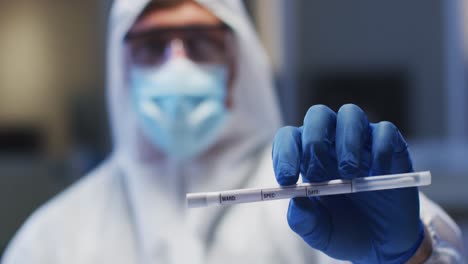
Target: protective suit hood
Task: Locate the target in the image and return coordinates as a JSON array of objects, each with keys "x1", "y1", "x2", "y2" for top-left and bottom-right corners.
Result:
[
  {"x1": 107, "y1": 0, "x2": 282, "y2": 259},
  {"x1": 108, "y1": 0, "x2": 281, "y2": 187}
]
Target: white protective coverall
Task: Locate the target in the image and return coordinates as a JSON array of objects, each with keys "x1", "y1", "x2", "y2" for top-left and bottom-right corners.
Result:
[{"x1": 2, "y1": 0, "x2": 465, "y2": 263}]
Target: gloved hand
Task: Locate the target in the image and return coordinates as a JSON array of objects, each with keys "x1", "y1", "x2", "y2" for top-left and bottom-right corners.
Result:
[{"x1": 272, "y1": 104, "x2": 424, "y2": 263}]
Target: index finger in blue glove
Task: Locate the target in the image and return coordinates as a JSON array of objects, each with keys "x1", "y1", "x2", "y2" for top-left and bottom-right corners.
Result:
[
  {"x1": 272, "y1": 126, "x2": 302, "y2": 186},
  {"x1": 301, "y1": 105, "x2": 337, "y2": 182},
  {"x1": 336, "y1": 104, "x2": 371, "y2": 179}
]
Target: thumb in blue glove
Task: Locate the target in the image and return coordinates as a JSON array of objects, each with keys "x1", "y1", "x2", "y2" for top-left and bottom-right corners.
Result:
[{"x1": 272, "y1": 104, "x2": 424, "y2": 263}]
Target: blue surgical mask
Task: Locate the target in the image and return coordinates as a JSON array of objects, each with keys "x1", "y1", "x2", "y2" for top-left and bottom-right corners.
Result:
[{"x1": 130, "y1": 58, "x2": 229, "y2": 161}]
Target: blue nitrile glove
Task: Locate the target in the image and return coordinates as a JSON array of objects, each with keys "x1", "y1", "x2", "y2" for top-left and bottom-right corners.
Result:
[{"x1": 272, "y1": 104, "x2": 424, "y2": 264}]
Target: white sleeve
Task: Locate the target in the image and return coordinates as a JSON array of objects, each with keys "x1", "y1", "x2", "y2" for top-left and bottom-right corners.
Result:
[{"x1": 419, "y1": 193, "x2": 466, "y2": 263}]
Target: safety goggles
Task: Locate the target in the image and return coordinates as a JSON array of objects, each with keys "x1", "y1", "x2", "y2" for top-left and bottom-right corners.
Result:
[{"x1": 125, "y1": 24, "x2": 234, "y2": 67}]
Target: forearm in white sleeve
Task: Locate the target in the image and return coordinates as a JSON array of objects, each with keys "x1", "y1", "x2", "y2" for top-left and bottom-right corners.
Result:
[{"x1": 418, "y1": 192, "x2": 466, "y2": 263}]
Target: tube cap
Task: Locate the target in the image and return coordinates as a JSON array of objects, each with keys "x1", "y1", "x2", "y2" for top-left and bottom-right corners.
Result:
[{"x1": 187, "y1": 193, "x2": 208, "y2": 208}]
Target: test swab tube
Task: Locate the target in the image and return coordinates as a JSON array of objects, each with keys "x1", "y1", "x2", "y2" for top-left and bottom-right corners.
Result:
[{"x1": 186, "y1": 171, "x2": 431, "y2": 208}]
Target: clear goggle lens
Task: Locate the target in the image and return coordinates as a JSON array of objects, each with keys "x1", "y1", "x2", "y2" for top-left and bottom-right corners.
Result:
[{"x1": 125, "y1": 24, "x2": 234, "y2": 66}]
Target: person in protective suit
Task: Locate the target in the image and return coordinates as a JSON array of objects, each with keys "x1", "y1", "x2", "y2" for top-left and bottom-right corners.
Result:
[{"x1": 2, "y1": 0, "x2": 465, "y2": 263}]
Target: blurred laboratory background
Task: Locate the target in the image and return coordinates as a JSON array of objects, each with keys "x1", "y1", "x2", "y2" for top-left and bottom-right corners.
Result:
[{"x1": 0, "y1": 0, "x2": 468, "y2": 256}]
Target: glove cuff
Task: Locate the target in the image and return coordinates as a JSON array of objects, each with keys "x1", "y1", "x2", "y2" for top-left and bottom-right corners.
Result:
[{"x1": 406, "y1": 223, "x2": 433, "y2": 264}]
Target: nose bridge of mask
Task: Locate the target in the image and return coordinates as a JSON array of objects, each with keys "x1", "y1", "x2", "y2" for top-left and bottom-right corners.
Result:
[{"x1": 131, "y1": 57, "x2": 227, "y2": 99}]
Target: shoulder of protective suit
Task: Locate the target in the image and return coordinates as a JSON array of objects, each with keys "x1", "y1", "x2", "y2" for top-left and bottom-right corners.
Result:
[
  {"x1": 29, "y1": 157, "x2": 121, "y2": 226},
  {"x1": 1, "y1": 157, "x2": 125, "y2": 263}
]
